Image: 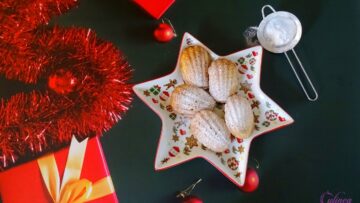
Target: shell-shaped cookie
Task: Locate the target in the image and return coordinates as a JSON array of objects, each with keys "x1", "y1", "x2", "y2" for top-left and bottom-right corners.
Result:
[
  {"x1": 190, "y1": 110, "x2": 231, "y2": 152},
  {"x1": 170, "y1": 84, "x2": 216, "y2": 116},
  {"x1": 224, "y1": 95, "x2": 254, "y2": 139},
  {"x1": 208, "y1": 58, "x2": 240, "y2": 103},
  {"x1": 180, "y1": 45, "x2": 212, "y2": 88}
]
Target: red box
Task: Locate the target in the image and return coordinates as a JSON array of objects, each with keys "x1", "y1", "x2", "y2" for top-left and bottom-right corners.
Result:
[
  {"x1": 0, "y1": 137, "x2": 118, "y2": 203},
  {"x1": 133, "y1": 0, "x2": 175, "y2": 19}
]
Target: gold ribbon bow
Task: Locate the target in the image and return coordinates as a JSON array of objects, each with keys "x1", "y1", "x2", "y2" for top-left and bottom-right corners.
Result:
[{"x1": 37, "y1": 137, "x2": 115, "y2": 203}]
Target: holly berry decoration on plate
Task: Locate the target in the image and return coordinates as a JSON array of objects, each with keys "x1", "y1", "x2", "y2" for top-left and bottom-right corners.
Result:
[
  {"x1": 240, "y1": 167, "x2": 259, "y2": 192},
  {"x1": 154, "y1": 19, "x2": 177, "y2": 43}
]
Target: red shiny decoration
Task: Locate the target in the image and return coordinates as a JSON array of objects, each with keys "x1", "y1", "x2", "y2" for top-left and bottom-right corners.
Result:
[
  {"x1": 154, "y1": 23, "x2": 175, "y2": 42},
  {"x1": 0, "y1": 0, "x2": 132, "y2": 170},
  {"x1": 133, "y1": 0, "x2": 175, "y2": 19},
  {"x1": 48, "y1": 69, "x2": 77, "y2": 94},
  {"x1": 240, "y1": 168, "x2": 259, "y2": 192},
  {"x1": 181, "y1": 195, "x2": 203, "y2": 203}
]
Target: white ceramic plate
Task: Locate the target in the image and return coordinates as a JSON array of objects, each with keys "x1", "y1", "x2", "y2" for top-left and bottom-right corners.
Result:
[{"x1": 133, "y1": 33, "x2": 294, "y2": 187}]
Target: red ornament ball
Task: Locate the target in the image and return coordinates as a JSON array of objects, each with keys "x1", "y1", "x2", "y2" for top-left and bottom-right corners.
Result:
[
  {"x1": 48, "y1": 69, "x2": 77, "y2": 94},
  {"x1": 154, "y1": 23, "x2": 175, "y2": 42},
  {"x1": 240, "y1": 167, "x2": 259, "y2": 192},
  {"x1": 181, "y1": 195, "x2": 203, "y2": 203}
]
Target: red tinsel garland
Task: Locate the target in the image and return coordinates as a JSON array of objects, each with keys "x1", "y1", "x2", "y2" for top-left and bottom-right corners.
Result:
[
  {"x1": 0, "y1": 1, "x2": 132, "y2": 170},
  {"x1": 0, "y1": 0, "x2": 78, "y2": 60},
  {"x1": 0, "y1": 0, "x2": 77, "y2": 32}
]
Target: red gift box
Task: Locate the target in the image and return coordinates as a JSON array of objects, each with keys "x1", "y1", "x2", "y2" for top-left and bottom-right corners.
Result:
[
  {"x1": 0, "y1": 137, "x2": 118, "y2": 203},
  {"x1": 133, "y1": 0, "x2": 175, "y2": 19}
]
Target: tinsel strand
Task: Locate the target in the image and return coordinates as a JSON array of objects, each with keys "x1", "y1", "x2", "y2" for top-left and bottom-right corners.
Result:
[{"x1": 0, "y1": 1, "x2": 132, "y2": 170}]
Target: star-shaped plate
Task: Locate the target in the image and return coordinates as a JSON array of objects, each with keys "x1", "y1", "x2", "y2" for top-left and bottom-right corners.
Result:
[{"x1": 133, "y1": 33, "x2": 294, "y2": 187}]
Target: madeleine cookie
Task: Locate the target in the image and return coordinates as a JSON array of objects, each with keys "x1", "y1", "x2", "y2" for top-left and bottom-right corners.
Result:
[
  {"x1": 190, "y1": 110, "x2": 231, "y2": 152},
  {"x1": 180, "y1": 45, "x2": 212, "y2": 88},
  {"x1": 208, "y1": 58, "x2": 240, "y2": 103},
  {"x1": 224, "y1": 95, "x2": 254, "y2": 139},
  {"x1": 170, "y1": 84, "x2": 216, "y2": 116}
]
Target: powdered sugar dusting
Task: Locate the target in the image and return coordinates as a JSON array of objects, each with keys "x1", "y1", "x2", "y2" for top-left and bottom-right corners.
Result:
[{"x1": 263, "y1": 16, "x2": 297, "y2": 47}]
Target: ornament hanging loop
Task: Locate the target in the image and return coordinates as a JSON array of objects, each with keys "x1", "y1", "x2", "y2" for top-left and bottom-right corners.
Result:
[
  {"x1": 252, "y1": 158, "x2": 260, "y2": 169},
  {"x1": 258, "y1": 5, "x2": 319, "y2": 101},
  {"x1": 162, "y1": 18, "x2": 177, "y2": 37},
  {"x1": 176, "y1": 178, "x2": 202, "y2": 198}
]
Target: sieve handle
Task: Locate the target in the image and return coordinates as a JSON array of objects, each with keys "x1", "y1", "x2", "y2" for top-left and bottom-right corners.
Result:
[
  {"x1": 261, "y1": 5, "x2": 276, "y2": 19},
  {"x1": 284, "y1": 49, "x2": 319, "y2": 101}
]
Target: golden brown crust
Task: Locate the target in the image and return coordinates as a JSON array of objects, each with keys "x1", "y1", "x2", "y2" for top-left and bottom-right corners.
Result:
[{"x1": 180, "y1": 45, "x2": 212, "y2": 88}]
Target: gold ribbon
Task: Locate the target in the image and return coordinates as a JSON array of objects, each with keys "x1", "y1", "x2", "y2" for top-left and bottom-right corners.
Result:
[{"x1": 37, "y1": 137, "x2": 115, "y2": 203}]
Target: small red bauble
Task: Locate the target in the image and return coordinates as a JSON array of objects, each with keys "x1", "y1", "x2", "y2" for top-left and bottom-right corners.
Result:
[
  {"x1": 240, "y1": 167, "x2": 259, "y2": 192},
  {"x1": 181, "y1": 195, "x2": 203, "y2": 203},
  {"x1": 48, "y1": 69, "x2": 77, "y2": 94},
  {"x1": 154, "y1": 23, "x2": 175, "y2": 42}
]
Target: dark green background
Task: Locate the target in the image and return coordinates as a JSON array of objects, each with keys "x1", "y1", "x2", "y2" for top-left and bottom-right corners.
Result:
[{"x1": 13, "y1": 0, "x2": 360, "y2": 202}]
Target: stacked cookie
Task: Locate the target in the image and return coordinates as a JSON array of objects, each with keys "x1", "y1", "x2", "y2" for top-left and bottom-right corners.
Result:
[{"x1": 170, "y1": 45, "x2": 254, "y2": 152}]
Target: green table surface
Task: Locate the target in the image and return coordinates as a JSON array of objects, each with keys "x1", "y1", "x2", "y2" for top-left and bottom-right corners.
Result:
[{"x1": 5, "y1": 0, "x2": 360, "y2": 202}]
